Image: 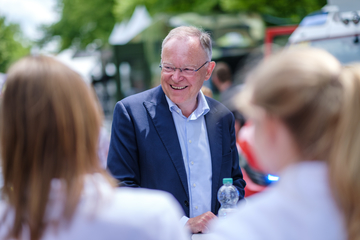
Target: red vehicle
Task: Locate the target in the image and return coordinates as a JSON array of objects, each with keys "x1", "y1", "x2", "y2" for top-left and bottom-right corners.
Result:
[{"x1": 264, "y1": 25, "x2": 297, "y2": 57}]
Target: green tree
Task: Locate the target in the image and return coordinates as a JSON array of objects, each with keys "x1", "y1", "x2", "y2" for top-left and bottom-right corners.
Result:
[
  {"x1": 41, "y1": 0, "x2": 116, "y2": 51},
  {"x1": 113, "y1": 0, "x2": 326, "y2": 24},
  {"x1": 0, "y1": 16, "x2": 31, "y2": 73},
  {"x1": 114, "y1": 0, "x2": 220, "y2": 20},
  {"x1": 220, "y1": 0, "x2": 327, "y2": 23},
  {"x1": 42, "y1": 0, "x2": 326, "y2": 51}
]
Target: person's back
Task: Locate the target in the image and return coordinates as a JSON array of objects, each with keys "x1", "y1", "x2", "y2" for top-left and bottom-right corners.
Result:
[
  {"x1": 0, "y1": 56, "x2": 189, "y2": 240},
  {"x1": 208, "y1": 48, "x2": 360, "y2": 240},
  {"x1": 209, "y1": 162, "x2": 345, "y2": 240},
  {"x1": 0, "y1": 174, "x2": 186, "y2": 240}
]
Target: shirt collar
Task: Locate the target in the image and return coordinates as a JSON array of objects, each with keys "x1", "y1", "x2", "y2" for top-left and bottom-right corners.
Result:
[{"x1": 165, "y1": 90, "x2": 210, "y2": 119}]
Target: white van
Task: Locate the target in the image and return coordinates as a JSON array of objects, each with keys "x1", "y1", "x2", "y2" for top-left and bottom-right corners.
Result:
[{"x1": 288, "y1": 0, "x2": 360, "y2": 64}]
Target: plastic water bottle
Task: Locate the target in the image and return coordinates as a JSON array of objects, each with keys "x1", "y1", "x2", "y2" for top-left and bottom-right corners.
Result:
[{"x1": 217, "y1": 178, "x2": 239, "y2": 218}]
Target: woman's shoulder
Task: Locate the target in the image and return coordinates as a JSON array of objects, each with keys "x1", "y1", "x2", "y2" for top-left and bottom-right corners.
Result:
[
  {"x1": 111, "y1": 187, "x2": 184, "y2": 217},
  {"x1": 82, "y1": 174, "x2": 183, "y2": 215},
  {"x1": 81, "y1": 186, "x2": 188, "y2": 240},
  {"x1": 81, "y1": 175, "x2": 182, "y2": 221},
  {"x1": 208, "y1": 163, "x2": 345, "y2": 240},
  {"x1": 48, "y1": 175, "x2": 189, "y2": 240}
]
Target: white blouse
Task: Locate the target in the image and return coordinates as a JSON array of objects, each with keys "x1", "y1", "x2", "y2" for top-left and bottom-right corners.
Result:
[
  {"x1": 208, "y1": 161, "x2": 346, "y2": 240},
  {"x1": 0, "y1": 174, "x2": 190, "y2": 240}
]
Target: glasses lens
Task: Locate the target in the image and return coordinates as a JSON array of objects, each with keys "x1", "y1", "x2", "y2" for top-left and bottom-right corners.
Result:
[
  {"x1": 160, "y1": 64, "x2": 197, "y2": 76},
  {"x1": 183, "y1": 68, "x2": 196, "y2": 76},
  {"x1": 162, "y1": 65, "x2": 173, "y2": 72}
]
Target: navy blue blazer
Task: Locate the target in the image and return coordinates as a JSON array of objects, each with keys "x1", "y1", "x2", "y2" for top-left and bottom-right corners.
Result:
[{"x1": 107, "y1": 85, "x2": 246, "y2": 217}]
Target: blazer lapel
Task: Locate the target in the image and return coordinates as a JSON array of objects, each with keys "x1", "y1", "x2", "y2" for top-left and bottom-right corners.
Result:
[
  {"x1": 143, "y1": 87, "x2": 189, "y2": 199},
  {"x1": 205, "y1": 101, "x2": 223, "y2": 213}
]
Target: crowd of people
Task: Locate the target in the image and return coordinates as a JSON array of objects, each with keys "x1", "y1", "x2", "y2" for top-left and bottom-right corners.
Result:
[{"x1": 0, "y1": 25, "x2": 359, "y2": 240}]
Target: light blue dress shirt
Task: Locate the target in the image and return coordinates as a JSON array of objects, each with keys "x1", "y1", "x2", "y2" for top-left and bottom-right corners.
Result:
[{"x1": 165, "y1": 91, "x2": 212, "y2": 220}]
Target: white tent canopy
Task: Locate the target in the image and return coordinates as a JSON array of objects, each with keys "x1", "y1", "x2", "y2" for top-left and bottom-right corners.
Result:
[{"x1": 109, "y1": 5, "x2": 152, "y2": 45}]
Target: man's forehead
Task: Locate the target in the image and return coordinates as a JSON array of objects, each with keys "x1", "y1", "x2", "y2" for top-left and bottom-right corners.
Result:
[
  {"x1": 161, "y1": 36, "x2": 206, "y2": 61},
  {"x1": 164, "y1": 35, "x2": 200, "y2": 47}
]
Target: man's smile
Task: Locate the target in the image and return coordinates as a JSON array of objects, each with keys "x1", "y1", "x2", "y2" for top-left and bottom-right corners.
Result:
[{"x1": 170, "y1": 85, "x2": 188, "y2": 90}]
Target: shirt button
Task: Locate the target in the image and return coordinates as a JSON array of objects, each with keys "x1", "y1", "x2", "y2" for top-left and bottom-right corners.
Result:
[
  {"x1": 191, "y1": 161, "x2": 194, "y2": 165},
  {"x1": 195, "y1": 206, "x2": 198, "y2": 210},
  {"x1": 189, "y1": 140, "x2": 192, "y2": 143},
  {"x1": 193, "y1": 183, "x2": 196, "y2": 187},
  {"x1": 177, "y1": 110, "x2": 180, "y2": 113}
]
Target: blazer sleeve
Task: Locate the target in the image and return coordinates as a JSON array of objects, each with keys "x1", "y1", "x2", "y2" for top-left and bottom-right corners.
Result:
[
  {"x1": 229, "y1": 113, "x2": 246, "y2": 199},
  {"x1": 107, "y1": 101, "x2": 140, "y2": 187}
]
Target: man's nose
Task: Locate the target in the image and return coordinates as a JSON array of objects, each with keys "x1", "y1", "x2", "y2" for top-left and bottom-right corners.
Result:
[{"x1": 172, "y1": 68, "x2": 183, "y2": 81}]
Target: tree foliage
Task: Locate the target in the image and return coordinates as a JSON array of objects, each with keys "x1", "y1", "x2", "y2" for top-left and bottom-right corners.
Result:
[
  {"x1": 114, "y1": 0, "x2": 326, "y2": 24},
  {"x1": 41, "y1": 0, "x2": 116, "y2": 51},
  {"x1": 0, "y1": 16, "x2": 31, "y2": 73},
  {"x1": 220, "y1": 0, "x2": 327, "y2": 23},
  {"x1": 42, "y1": 0, "x2": 327, "y2": 51},
  {"x1": 114, "y1": 0, "x2": 220, "y2": 20}
]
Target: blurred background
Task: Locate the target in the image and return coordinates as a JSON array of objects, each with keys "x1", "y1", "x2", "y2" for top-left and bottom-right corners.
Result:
[
  {"x1": 0, "y1": 0, "x2": 349, "y2": 132},
  {"x1": 2, "y1": 0, "x2": 359, "y2": 197}
]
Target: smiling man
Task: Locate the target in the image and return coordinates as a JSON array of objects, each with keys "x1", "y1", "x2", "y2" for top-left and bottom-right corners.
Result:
[{"x1": 107, "y1": 26, "x2": 246, "y2": 233}]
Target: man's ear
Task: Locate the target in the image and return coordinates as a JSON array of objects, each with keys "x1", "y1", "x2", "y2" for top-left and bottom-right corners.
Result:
[{"x1": 205, "y1": 61, "x2": 216, "y2": 80}]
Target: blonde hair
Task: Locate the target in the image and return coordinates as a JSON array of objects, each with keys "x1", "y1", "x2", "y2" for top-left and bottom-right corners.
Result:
[
  {"x1": 240, "y1": 48, "x2": 360, "y2": 240},
  {"x1": 329, "y1": 64, "x2": 360, "y2": 240},
  {"x1": 0, "y1": 55, "x2": 114, "y2": 240},
  {"x1": 241, "y1": 48, "x2": 342, "y2": 160}
]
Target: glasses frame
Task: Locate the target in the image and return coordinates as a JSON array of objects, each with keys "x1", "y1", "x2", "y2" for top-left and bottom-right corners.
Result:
[{"x1": 159, "y1": 61, "x2": 209, "y2": 75}]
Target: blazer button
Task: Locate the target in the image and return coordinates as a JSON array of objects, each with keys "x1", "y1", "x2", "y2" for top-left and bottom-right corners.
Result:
[{"x1": 184, "y1": 200, "x2": 189, "y2": 207}]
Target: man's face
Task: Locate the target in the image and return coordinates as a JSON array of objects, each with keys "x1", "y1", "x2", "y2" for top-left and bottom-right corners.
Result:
[{"x1": 160, "y1": 36, "x2": 215, "y2": 114}]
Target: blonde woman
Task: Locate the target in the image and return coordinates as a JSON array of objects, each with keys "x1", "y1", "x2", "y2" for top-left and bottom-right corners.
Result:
[
  {"x1": 0, "y1": 56, "x2": 189, "y2": 240},
  {"x1": 209, "y1": 48, "x2": 360, "y2": 240}
]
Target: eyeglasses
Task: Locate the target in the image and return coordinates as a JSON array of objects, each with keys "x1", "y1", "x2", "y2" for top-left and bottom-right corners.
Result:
[{"x1": 159, "y1": 61, "x2": 209, "y2": 76}]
